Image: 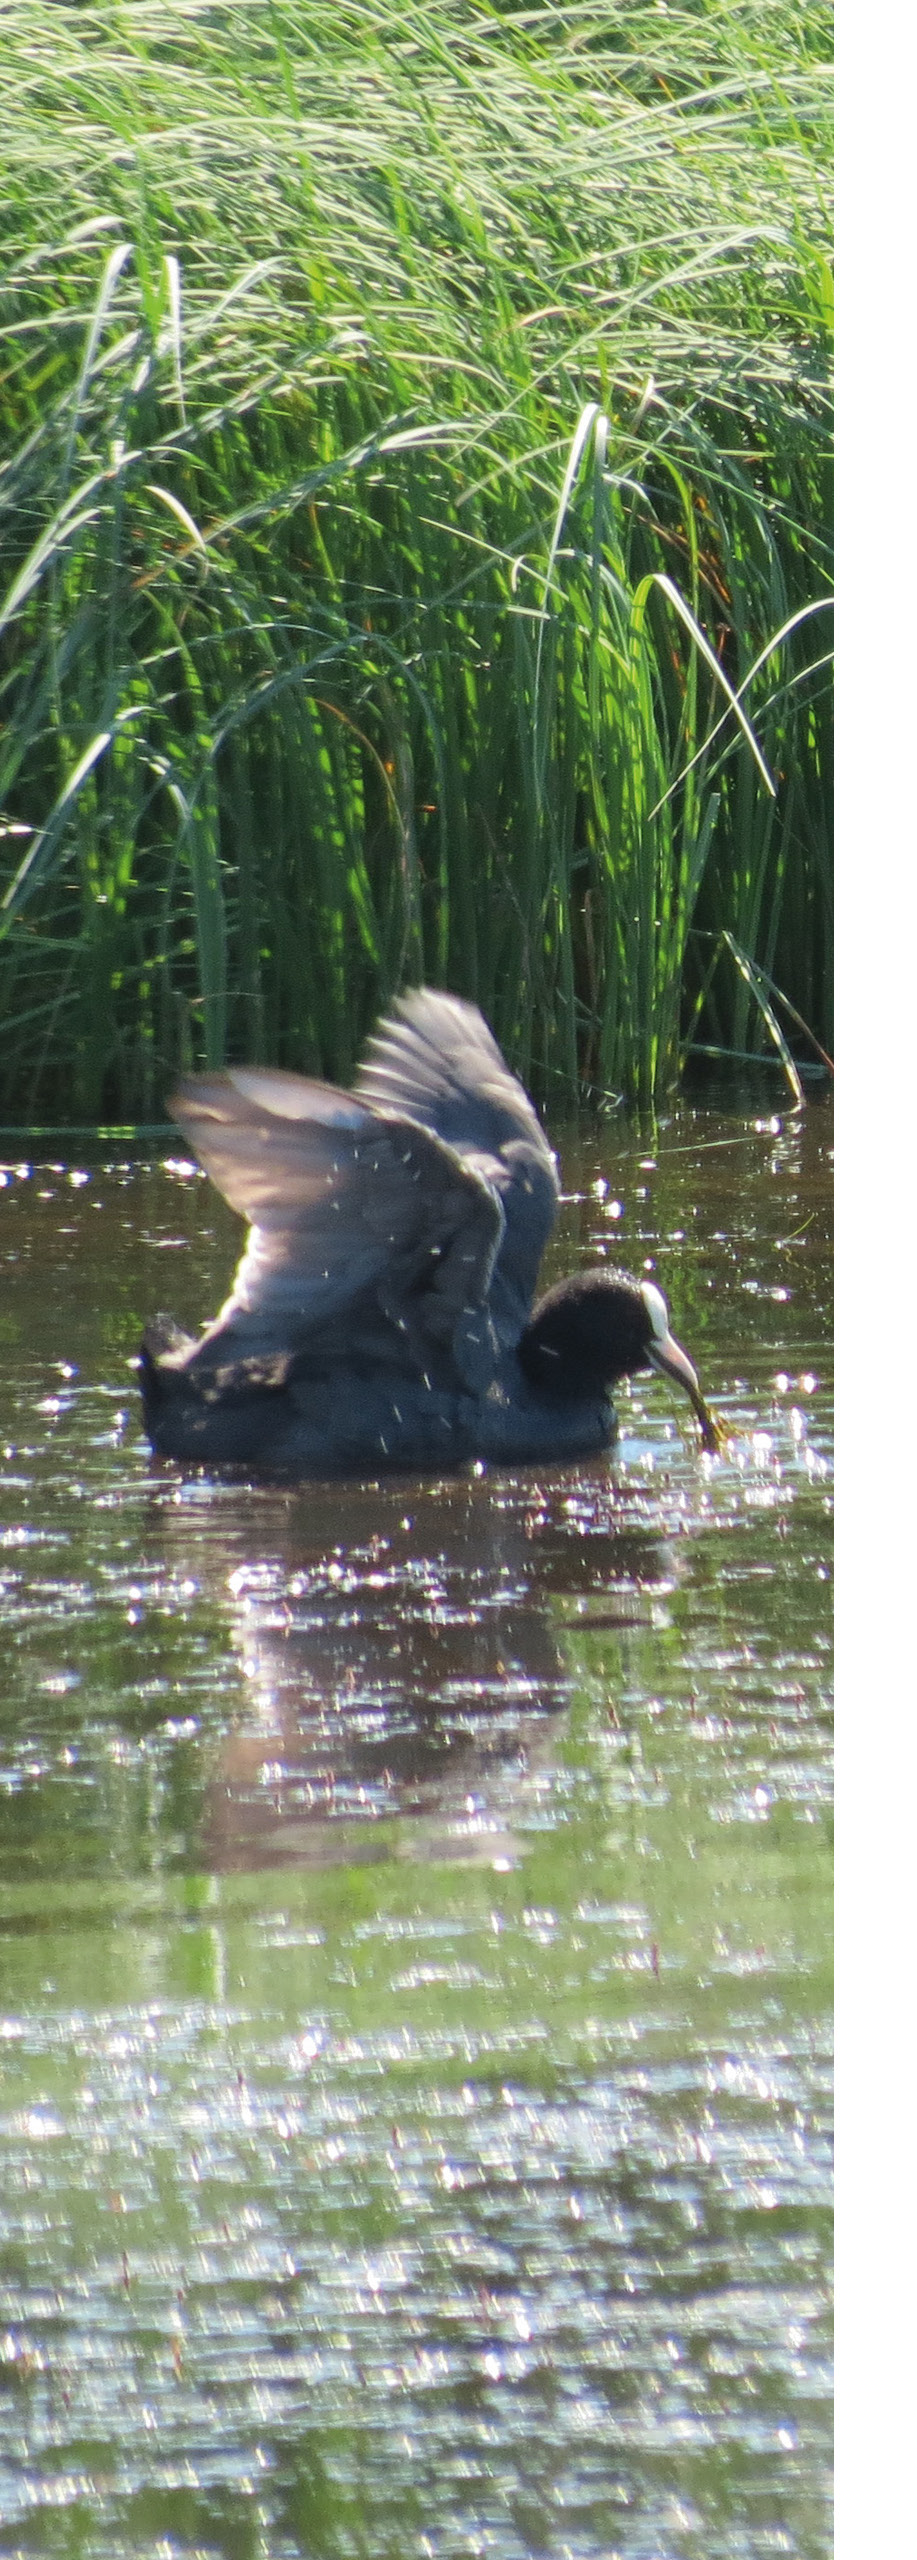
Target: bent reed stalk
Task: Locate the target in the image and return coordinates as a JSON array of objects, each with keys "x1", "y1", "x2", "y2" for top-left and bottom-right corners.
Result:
[{"x1": 0, "y1": 0, "x2": 832, "y2": 1120}]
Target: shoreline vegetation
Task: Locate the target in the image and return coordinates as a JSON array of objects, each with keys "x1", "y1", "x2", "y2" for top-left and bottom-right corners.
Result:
[{"x1": 0, "y1": 0, "x2": 832, "y2": 1119}]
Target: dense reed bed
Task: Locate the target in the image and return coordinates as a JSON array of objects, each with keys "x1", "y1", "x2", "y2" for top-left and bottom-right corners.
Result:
[{"x1": 0, "y1": 0, "x2": 831, "y2": 1117}]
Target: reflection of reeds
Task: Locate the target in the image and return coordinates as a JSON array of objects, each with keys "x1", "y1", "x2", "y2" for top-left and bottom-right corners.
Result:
[{"x1": 0, "y1": 0, "x2": 831, "y2": 1118}]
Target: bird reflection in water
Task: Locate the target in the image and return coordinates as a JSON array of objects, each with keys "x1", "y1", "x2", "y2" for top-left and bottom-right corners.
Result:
[{"x1": 150, "y1": 1466, "x2": 689, "y2": 1873}]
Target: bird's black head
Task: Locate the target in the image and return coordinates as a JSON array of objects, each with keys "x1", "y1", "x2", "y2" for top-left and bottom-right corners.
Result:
[{"x1": 518, "y1": 1270, "x2": 720, "y2": 1448}]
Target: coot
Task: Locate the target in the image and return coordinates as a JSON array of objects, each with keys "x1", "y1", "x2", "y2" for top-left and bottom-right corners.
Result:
[{"x1": 140, "y1": 989, "x2": 719, "y2": 1472}]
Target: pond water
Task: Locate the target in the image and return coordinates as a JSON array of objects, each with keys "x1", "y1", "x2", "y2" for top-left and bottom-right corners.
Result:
[{"x1": 0, "y1": 1084, "x2": 833, "y2": 2559}]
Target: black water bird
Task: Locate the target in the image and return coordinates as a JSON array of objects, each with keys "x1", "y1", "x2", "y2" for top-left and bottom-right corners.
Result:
[{"x1": 140, "y1": 989, "x2": 720, "y2": 1472}]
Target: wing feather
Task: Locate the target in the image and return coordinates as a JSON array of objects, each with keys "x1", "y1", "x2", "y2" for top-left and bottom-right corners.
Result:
[
  {"x1": 167, "y1": 1065, "x2": 503, "y2": 1390},
  {"x1": 356, "y1": 990, "x2": 559, "y2": 1339}
]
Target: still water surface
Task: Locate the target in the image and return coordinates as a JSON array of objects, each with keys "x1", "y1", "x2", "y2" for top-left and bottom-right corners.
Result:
[{"x1": 0, "y1": 1087, "x2": 832, "y2": 2558}]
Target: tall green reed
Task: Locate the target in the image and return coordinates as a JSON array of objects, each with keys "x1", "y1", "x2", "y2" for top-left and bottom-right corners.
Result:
[{"x1": 0, "y1": 0, "x2": 831, "y2": 1118}]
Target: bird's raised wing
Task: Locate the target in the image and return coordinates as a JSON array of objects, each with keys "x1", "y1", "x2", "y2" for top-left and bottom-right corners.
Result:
[
  {"x1": 355, "y1": 990, "x2": 559, "y2": 1342},
  {"x1": 167, "y1": 1065, "x2": 504, "y2": 1392}
]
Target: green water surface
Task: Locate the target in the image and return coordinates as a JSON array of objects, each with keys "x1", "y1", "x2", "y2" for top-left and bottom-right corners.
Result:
[{"x1": 0, "y1": 1088, "x2": 832, "y2": 2558}]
